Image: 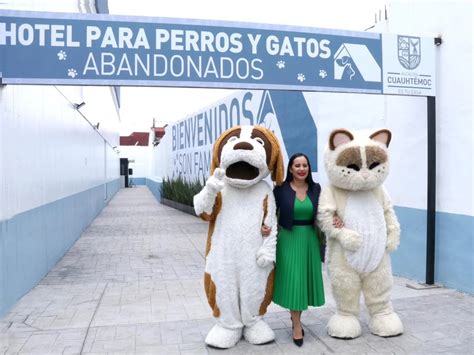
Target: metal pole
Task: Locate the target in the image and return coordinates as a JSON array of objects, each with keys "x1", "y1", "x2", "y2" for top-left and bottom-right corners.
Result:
[{"x1": 426, "y1": 96, "x2": 436, "y2": 284}]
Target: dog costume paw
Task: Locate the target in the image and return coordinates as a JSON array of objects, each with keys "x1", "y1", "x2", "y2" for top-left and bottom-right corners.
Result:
[
  {"x1": 243, "y1": 320, "x2": 275, "y2": 345},
  {"x1": 205, "y1": 324, "x2": 242, "y2": 349}
]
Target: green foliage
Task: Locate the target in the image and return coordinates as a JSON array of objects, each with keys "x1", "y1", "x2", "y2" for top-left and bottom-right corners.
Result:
[{"x1": 161, "y1": 176, "x2": 204, "y2": 207}]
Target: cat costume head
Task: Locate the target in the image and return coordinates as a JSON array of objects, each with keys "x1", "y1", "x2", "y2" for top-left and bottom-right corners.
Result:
[{"x1": 324, "y1": 128, "x2": 392, "y2": 191}]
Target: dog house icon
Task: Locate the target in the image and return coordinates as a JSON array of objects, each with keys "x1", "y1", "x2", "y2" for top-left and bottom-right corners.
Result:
[{"x1": 334, "y1": 43, "x2": 381, "y2": 82}]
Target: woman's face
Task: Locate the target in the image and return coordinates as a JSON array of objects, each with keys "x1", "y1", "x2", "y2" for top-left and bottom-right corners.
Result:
[{"x1": 290, "y1": 156, "x2": 309, "y2": 182}]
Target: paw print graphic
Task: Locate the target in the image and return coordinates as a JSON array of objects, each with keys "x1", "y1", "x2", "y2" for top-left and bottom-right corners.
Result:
[
  {"x1": 319, "y1": 69, "x2": 328, "y2": 78},
  {"x1": 67, "y1": 68, "x2": 78, "y2": 78},
  {"x1": 276, "y1": 60, "x2": 285, "y2": 69},
  {"x1": 57, "y1": 50, "x2": 67, "y2": 60},
  {"x1": 297, "y1": 73, "x2": 305, "y2": 82}
]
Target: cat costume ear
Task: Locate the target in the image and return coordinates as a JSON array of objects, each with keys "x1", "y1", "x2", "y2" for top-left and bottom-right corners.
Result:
[
  {"x1": 329, "y1": 129, "x2": 354, "y2": 150},
  {"x1": 370, "y1": 129, "x2": 392, "y2": 147}
]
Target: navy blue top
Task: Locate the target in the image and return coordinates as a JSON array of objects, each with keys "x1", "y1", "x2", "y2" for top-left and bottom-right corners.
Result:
[{"x1": 273, "y1": 181, "x2": 321, "y2": 230}]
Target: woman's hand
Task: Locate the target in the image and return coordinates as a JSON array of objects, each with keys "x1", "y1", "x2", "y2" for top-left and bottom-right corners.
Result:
[
  {"x1": 333, "y1": 215, "x2": 344, "y2": 229},
  {"x1": 261, "y1": 224, "x2": 272, "y2": 237}
]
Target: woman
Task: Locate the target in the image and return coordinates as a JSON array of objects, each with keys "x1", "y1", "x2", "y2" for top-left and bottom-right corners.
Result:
[{"x1": 263, "y1": 153, "x2": 342, "y2": 347}]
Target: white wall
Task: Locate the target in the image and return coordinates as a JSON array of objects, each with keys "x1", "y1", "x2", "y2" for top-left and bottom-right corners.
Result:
[
  {"x1": 305, "y1": 92, "x2": 428, "y2": 210},
  {"x1": 0, "y1": 84, "x2": 120, "y2": 221},
  {"x1": 119, "y1": 145, "x2": 151, "y2": 178},
  {"x1": 374, "y1": 0, "x2": 473, "y2": 216}
]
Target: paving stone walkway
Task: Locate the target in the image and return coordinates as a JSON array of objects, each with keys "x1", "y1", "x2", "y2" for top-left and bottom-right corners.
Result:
[{"x1": 1, "y1": 186, "x2": 473, "y2": 354}]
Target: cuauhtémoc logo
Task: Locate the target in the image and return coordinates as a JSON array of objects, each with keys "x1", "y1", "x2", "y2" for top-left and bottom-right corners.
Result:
[{"x1": 385, "y1": 35, "x2": 432, "y2": 95}]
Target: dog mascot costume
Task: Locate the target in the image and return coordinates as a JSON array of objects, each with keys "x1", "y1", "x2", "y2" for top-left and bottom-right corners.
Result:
[
  {"x1": 194, "y1": 125, "x2": 284, "y2": 348},
  {"x1": 317, "y1": 128, "x2": 403, "y2": 339}
]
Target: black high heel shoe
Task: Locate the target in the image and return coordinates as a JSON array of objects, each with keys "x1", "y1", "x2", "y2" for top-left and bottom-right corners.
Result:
[{"x1": 291, "y1": 318, "x2": 304, "y2": 347}]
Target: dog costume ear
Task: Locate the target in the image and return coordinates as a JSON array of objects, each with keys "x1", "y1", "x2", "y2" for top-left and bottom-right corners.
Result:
[
  {"x1": 210, "y1": 126, "x2": 242, "y2": 175},
  {"x1": 272, "y1": 149, "x2": 285, "y2": 186},
  {"x1": 253, "y1": 126, "x2": 284, "y2": 186}
]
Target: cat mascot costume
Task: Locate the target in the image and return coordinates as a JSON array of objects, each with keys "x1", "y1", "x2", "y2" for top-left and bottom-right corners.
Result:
[
  {"x1": 318, "y1": 128, "x2": 403, "y2": 339},
  {"x1": 194, "y1": 125, "x2": 284, "y2": 348}
]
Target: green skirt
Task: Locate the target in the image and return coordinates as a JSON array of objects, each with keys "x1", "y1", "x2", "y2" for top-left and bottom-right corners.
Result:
[{"x1": 273, "y1": 198, "x2": 325, "y2": 310}]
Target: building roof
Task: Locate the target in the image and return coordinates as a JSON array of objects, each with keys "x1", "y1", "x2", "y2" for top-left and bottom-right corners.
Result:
[
  {"x1": 120, "y1": 132, "x2": 149, "y2": 146},
  {"x1": 153, "y1": 127, "x2": 166, "y2": 139}
]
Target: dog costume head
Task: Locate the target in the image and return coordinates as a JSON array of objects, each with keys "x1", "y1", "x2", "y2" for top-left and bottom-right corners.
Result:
[
  {"x1": 324, "y1": 128, "x2": 391, "y2": 191},
  {"x1": 210, "y1": 125, "x2": 284, "y2": 188}
]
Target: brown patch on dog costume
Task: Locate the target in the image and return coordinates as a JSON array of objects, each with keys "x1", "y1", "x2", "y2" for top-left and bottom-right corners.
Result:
[
  {"x1": 251, "y1": 126, "x2": 284, "y2": 186},
  {"x1": 211, "y1": 128, "x2": 242, "y2": 175},
  {"x1": 259, "y1": 269, "x2": 275, "y2": 315},
  {"x1": 217, "y1": 128, "x2": 242, "y2": 159},
  {"x1": 262, "y1": 195, "x2": 268, "y2": 221},
  {"x1": 198, "y1": 192, "x2": 223, "y2": 256},
  {"x1": 199, "y1": 193, "x2": 223, "y2": 317},
  {"x1": 204, "y1": 272, "x2": 221, "y2": 317},
  {"x1": 258, "y1": 194, "x2": 274, "y2": 316}
]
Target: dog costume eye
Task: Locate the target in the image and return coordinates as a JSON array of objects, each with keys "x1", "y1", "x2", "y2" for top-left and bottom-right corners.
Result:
[
  {"x1": 255, "y1": 137, "x2": 265, "y2": 146},
  {"x1": 228, "y1": 136, "x2": 238, "y2": 143}
]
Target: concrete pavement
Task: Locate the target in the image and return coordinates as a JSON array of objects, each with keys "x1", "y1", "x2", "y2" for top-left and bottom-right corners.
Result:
[{"x1": 1, "y1": 186, "x2": 473, "y2": 354}]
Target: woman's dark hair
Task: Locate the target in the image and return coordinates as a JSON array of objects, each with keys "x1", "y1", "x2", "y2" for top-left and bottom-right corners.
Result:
[{"x1": 285, "y1": 153, "x2": 315, "y2": 186}]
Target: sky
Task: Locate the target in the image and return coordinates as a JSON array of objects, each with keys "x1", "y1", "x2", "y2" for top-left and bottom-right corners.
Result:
[{"x1": 108, "y1": 0, "x2": 385, "y2": 134}]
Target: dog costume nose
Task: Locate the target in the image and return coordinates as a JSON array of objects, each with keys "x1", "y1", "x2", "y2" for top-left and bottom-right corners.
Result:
[{"x1": 233, "y1": 142, "x2": 253, "y2": 150}]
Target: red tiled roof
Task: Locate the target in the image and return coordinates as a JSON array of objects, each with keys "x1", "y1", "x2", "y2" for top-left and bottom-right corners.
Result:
[{"x1": 120, "y1": 132, "x2": 149, "y2": 146}]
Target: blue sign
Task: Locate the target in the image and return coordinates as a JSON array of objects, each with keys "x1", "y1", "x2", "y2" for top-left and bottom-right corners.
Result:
[{"x1": 0, "y1": 11, "x2": 384, "y2": 94}]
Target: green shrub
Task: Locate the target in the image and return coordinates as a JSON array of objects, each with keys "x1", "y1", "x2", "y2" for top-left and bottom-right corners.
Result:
[{"x1": 161, "y1": 176, "x2": 204, "y2": 207}]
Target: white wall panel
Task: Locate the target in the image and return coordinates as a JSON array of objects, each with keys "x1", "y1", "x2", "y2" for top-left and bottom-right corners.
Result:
[
  {"x1": 82, "y1": 86, "x2": 121, "y2": 148},
  {"x1": 375, "y1": 0, "x2": 474, "y2": 215},
  {"x1": 150, "y1": 131, "x2": 172, "y2": 181},
  {"x1": 107, "y1": 145, "x2": 119, "y2": 182},
  {"x1": 119, "y1": 146, "x2": 151, "y2": 178},
  {"x1": 0, "y1": 84, "x2": 120, "y2": 221}
]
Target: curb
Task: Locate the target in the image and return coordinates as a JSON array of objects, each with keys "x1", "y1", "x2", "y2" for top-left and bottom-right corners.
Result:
[{"x1": 160, "y1": 198, "x2": 197, "y2": 216}]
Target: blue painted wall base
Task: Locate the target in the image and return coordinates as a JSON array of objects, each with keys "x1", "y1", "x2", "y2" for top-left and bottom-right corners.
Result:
[
  {"x1": 129, "y1": 177, "x2": 146, "y2": 186},
  {"x1": 146, "y1": 178, "x2": 162, "y2": 201},
  {"x1": 392, "y1": 207, "x2": 473, "y2": 294},
  {"x1": 0, "y1": 179, "x2": 120, "y2": 316}
]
